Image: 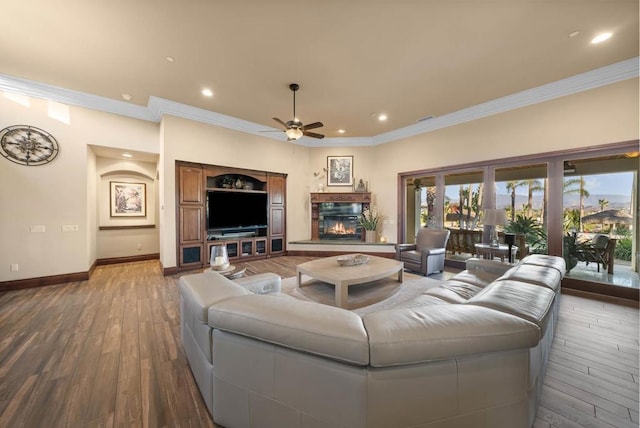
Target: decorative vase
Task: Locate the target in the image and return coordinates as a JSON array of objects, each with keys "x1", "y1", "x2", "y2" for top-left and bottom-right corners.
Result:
[{"x1": 365, "y1": 230, "x2": 376, "y2": 243}]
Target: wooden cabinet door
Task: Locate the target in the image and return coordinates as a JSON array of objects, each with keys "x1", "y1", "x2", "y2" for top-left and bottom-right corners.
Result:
[
  {"x1": 268, "y1": 174, "x2": 286, "y2": 205},
  {"x1": 180, "y1": 206, "x2": 203, "y2": 243},
  {"x1": 179, "y1": 165, "x2": 203, "y2": 204},
  {"x1": 269, "y1": 206, "x2": 285, "y2": 236}
]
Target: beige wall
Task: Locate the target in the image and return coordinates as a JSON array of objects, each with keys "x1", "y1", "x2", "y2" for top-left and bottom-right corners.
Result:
[
  {"x1": 1, "y1": 77, "x2": 637, "y2": 279},
  {"x1": 159, "y1": 115, "x2": 313, "y2": 268},
  {"x1": 370, "y1": 79, "x2": 639, "y2": 242},
  {"x1": 0, "y1": 95, "x2": 158, "y2": 281},
  {"x1": 96, "y1": 157, "x2": 159, "y2": 259}
]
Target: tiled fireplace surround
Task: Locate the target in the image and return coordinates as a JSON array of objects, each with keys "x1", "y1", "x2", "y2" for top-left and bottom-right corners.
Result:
[{"x1": 310, "y1": 192, "x2": 371, "y2": 241}]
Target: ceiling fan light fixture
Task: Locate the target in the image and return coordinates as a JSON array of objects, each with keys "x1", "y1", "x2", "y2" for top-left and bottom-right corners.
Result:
[{"x1": 285, "y1": 128, "x2": 303, "y2": 140}]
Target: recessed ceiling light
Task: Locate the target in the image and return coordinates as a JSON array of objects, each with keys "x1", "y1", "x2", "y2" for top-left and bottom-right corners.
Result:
[
  {"x1": 568, "y1": 31, "x2": 580, "y2": 38},
  {"x1": 121, "y1": 93, "x2": 133, "y2": 101},
  {"x1": 591, "y1": 32, "x2": 612, "y2": 44},
  {"x1": 122, "y1": 153, "x2": 133, "y2": 158},
  {"x1": 202, "y1": 88, "x2": 213, "y2": 97},
  {"x1": 378, "y1": 114, "x2": 388, "y2": 121},
  {"x1": 338, "y1": 129, "x2": 346, "y2": 134},
  {"x1": 166, "y1": 56, "x2": 175, "y2": 63}
]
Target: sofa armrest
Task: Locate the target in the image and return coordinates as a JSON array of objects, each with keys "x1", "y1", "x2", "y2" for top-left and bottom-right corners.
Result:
[
  {"x1": 396, "y1": 243, "x2": 416, "y2": 259},
  {"x1": 421, "y1": 247, "x2": 445, "y2": 256},
  {"x1": 396, "y1": 244, "x2": 416, "y2": 251},
  {"x1": 233, "y1": 272, "x2": 281, "y2": 294}
]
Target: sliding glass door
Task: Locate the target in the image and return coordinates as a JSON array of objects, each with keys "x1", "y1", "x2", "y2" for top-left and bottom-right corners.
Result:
[{"x1": 398, "y1": 140, "x2": 638, "y2": 293}]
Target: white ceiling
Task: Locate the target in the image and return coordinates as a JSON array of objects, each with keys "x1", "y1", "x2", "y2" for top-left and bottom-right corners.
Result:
[{"x1": 1, "y1": 0, "x2": 638, "y2": 143}]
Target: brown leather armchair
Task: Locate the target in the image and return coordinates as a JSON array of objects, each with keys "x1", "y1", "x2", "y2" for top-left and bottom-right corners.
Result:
[{"x1": 396, "y1": 228, "x2": 450, "y2": 276}]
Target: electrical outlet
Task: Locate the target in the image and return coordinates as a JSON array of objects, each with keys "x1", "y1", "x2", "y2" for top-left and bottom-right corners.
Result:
[
  {"x1": 30, "y1": 225, "x2": 45, "y2": 233},
  {"x1": 62, "y1": 224, "x2": 79, "y2": 232},
  {"x1": 137, "y1": 243, "x2": 142, "y2": 250},
  {"x1": 10, "y1": 264, "x2": 18, "y2": 272}
]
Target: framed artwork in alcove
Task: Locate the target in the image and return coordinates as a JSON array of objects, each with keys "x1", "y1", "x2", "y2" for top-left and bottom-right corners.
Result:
[{"x1": 110, "y1": 181, "x2": 146, "y2": 217}]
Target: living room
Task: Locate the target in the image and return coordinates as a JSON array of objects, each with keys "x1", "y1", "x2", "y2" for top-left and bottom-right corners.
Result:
[{"x1": 0, "y1": 1, "x2": 638, "y2": 427}]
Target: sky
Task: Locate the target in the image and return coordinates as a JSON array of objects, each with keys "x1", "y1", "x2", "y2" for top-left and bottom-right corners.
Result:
[{"x1": 443, "y1": 172, "x2": 635, "y2": 201}]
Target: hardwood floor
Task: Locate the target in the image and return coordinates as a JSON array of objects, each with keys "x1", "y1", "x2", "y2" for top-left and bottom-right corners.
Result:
[{"x1": 0, "y1": 257, "x2": 637, "y2": 428}]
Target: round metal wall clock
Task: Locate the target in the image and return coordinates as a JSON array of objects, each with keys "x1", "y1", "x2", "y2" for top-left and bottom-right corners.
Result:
[{"x1": 0, "y1": 125, "x2": 60, "y2": 166}]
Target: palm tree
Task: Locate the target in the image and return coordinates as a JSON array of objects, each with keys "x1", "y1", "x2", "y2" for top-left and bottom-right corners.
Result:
[
  {"x1": 505, "y1": 180, "x2": 528, "y2": 222},
  {"x1": 526, "y1": 179, "x2": 544, "y2": 218},
  {"x1": 563, "y1": 177, "x2": 590, "y2": 232},
  {"x1": 598, "y1": 198, "x2": 609, "y2": 212},
  {"x1": 597, "y1": 198, "x2": 609, "y2": 232}
]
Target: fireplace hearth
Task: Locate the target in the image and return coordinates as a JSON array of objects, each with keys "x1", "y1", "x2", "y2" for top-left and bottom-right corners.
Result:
[{"x1": 310, "y1": 192, "x2": 371, "y2": 241}]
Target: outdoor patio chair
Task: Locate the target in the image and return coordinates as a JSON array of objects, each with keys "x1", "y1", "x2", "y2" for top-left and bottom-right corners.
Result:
[{"x1": 576, "y1": 234, "x2": 610, "y2": 272}]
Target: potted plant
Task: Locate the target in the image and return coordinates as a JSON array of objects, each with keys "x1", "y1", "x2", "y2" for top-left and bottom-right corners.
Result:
[
  {"x1": 219, "y1": 176, "x2": 234, "y2": 188},
  {"x1": 359, "y1": 208, "x2": 380, "y2": 243},
  {"x1": 562, "y1": 232, "x2": 579, "y2": 273}
]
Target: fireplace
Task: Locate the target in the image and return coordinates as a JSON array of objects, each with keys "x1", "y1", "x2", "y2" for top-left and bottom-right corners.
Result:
[
  {"x1": 310, "y1": 192, "x2": 371, "y2": 241},
  {"x1": 319, "y1": 202, "x2": 362, "y2": 240}
]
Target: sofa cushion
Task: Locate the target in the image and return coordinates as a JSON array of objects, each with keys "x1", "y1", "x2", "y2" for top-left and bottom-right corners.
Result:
[
  {"x1": 386, "y1": 293, "x2": 451, "y2": 310},
  {"x1": 208, "y1": 294, "x2": 370, "y2": 365},
  {"x1": 448, "y1": 269, "x2": 500, "y2": 289},
  {"x1": 424, "y1": 280, "x2": 484, "y2": 303},
  {"x1": 363, "y1": 305, "x2": 540, "y2": 367},
  {"x1": 466, "y1": 280, "x2": 556, "y2": 337},
  {"x1": 520, "y1": 254, "x2": 566, "y2": 277},
  {"x1": 496, "y1": 264, "x2": 562, "y2": 292}
]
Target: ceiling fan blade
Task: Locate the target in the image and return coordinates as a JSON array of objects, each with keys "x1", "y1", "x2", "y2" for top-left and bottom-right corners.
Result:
[
  {"x1": 303, "y1": 131, "x2": 325, "y2": 139},
  {"x1": 272, "y1": 117, "x2": 288, "y2": 128},
  {"x1": 303, "y1": 121, "x2": 323, "y2": 130}
]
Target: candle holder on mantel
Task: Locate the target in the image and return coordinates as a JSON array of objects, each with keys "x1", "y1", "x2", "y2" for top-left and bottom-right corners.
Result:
[{"x1": 210, "y1": 245, "x2": 230, "y2": 271}]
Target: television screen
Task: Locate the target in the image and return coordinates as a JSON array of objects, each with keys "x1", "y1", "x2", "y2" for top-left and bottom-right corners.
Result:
[{"x1": 207, "y1": 191, "x2": 268, "y2": 230}]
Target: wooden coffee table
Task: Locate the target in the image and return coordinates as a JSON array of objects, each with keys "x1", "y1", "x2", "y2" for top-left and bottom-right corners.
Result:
[{"x1": 296, "y1": 255, "x2": 404, "y2": 308}]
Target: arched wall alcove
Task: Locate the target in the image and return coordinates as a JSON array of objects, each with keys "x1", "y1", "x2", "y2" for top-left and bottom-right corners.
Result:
[{"x1": 95, "y1": 158, "x2": 160, "y2": 260}]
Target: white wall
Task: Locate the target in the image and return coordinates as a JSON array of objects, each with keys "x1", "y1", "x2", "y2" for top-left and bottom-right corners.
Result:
[{"x1": 0, "y1": 95, "x2": 158, "y2": 281}]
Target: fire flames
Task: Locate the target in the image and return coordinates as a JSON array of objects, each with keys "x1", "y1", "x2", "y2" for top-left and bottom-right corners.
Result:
[{"x1": 326, "y1": 221, "x2": 356, "y2": 235}]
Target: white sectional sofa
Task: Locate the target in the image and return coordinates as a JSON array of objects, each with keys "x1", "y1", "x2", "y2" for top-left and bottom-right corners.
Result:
[{"x1": 179, "y1": 254, "x2": 565, "y2": 428}]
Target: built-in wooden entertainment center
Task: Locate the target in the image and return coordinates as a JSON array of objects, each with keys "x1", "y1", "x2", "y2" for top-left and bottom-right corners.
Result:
[{"x1": 176, "y1": 161, "x2": 286, "y2": 270}]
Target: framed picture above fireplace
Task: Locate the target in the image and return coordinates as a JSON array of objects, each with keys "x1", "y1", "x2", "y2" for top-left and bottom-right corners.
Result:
[{"x1": 327, "y1": 155, "x2": 353, "y2": 186}]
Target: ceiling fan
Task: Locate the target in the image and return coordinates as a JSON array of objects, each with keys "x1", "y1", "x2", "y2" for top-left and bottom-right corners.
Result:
[{"x1": 272, "y1": 83, "x2": 324, "y2": 141}]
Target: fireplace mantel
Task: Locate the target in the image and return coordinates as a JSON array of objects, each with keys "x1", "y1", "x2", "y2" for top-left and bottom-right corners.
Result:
[
  {"x1": 310, "y1": 192, "x2": 371, "y2": 240},
  {"x1": 310, "y1": 192, "x2": 371, "y2": 204}
]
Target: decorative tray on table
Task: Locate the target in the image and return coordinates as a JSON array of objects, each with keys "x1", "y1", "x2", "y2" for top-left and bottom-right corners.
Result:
[{"x1": 336, "y1": 254, "x2": 370, "y2": 267}]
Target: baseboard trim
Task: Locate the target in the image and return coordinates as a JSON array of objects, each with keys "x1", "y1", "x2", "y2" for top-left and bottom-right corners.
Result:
[
  {"x1": 0, "y1": 254, "x2": 161, "y2": 292},
  {"x1": 0, "y1": 271, "x2": 89, "y2": 292},
  {"x1": 95, "y1": 253, "x2": 160, "y2": 266},
  {"x1": 163, "y1": 266, "x2": 181, "y2": 276},
  {"x1": 561, "y1": 276, "x2": 639, "y2": 302},
  {"x1": 561, "y1": 287, "x2": 639, "y2": 307}
]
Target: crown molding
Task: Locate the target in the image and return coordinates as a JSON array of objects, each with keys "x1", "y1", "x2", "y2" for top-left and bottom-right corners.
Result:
[
  {"x1": 0, "y1": 57, "x2": 637, "y2": 147},
  {"x1": 0, "y1": 73, "x2": 156, "y2": 122},
  {"x1": 370, "y1": 57, "x2": 639, "y2": 145}
]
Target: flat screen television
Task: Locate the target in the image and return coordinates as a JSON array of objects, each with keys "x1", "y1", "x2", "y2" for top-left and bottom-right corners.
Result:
[{"x1": 207, "y1": 191, "x2": 268, "y2": 230}]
